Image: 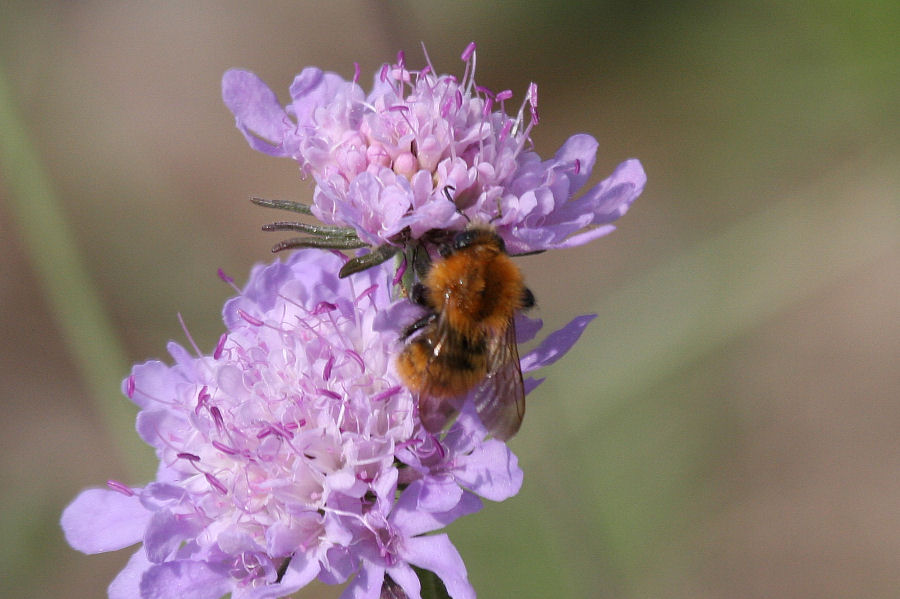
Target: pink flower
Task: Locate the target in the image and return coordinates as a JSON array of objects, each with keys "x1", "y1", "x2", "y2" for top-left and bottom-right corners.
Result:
[
  {"x1": 61, "y1": 250, "x2": 592, "y2": 598},
  {"x1": 223, "y1": 43, "x2": 645, "y2": 254}
]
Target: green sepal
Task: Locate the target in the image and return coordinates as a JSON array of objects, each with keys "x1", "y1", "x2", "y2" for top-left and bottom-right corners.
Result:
[
  {"x1": 250, "y1": 196, "x2": 313, "y2": 215},
  {"x1": 270, "y1": 236, "x2": 368, "y2": 253},
  {"x1": 338, "y1": 244, "x2": 399, "y2": 278},
  {"x1": 262, "y1": 221, "x2": 360, "y2": 238}
]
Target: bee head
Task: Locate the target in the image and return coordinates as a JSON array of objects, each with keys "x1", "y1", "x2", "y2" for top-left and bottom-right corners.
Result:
[
  {"x1": 438, "y1": 186, "x2": 508, "y2": 255},
  {"x1": 452, "y1": 224, "x2": 506, "y2": 254}
]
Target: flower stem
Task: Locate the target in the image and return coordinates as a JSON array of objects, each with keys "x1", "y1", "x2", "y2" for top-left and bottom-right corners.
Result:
[{"x1": 414, "y1": 567, "x2": 451, "y2": 599}]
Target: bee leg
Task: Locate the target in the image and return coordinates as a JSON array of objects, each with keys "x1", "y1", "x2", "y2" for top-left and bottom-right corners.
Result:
[
  {"x1": 401, "y1": 311, "x2": 437, "y2": 340},
  {"x1": 411, "y1": 241, "x2": 434, "y2": 279},
  {"x1": 521, "y1": 287, "x2": 536, "y2": 310},
  {"x1": 410, "y1": 283, "x2": 431, "y2": 307}
]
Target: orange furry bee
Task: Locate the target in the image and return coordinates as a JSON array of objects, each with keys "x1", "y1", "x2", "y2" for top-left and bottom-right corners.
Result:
[{"x1": 396, "y1": 223, "x2": 535, "y2": 440}]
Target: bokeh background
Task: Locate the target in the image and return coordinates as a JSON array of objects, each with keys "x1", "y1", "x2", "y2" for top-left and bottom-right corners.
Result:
[{"x1": 1, "y1": 2, "x2": 897, "y2": 598}]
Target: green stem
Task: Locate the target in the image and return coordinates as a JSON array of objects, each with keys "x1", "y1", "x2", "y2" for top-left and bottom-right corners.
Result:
[
  {"x1": 414, "y1": 567, "x2": 451, "y2": 599},
  {"x1": 0, "y1": 63, "x2": 153, "y2": 479}
]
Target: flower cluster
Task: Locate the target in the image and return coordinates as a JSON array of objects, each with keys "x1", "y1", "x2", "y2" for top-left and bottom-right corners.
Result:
[
  {"x1": 223, "y1": 42, "x2": 645, "y2": 254},
  {"x1": 62, "y1": 250, "x2": 593, "y2": 598},
  {"x1": 62, "y1": 43, "x2": 643, "y2": 599}
]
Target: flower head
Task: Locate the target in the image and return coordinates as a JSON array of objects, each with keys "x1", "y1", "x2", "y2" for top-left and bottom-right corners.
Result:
[
  {"x1": 223, "y1": 43, "x2": 645, "y2": 254},
  {"x1": 62, "y1": 250, "x2": 590, "y2": 598}
]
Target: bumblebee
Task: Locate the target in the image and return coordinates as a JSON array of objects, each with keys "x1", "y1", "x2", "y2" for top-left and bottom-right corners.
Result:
[{"x1": 396, "y1": 224, "x2": 535, "y2": 440}]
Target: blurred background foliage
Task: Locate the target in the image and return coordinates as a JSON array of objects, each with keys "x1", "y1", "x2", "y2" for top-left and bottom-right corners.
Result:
[{"x1": 1, "y1": 1, "x2": 897, "y2": 598}]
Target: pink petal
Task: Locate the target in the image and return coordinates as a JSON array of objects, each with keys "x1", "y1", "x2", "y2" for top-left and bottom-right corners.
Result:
[
  {"x1": 552, "y1": 133, "x2": 599, "y2": 192},
  {"x1": 581, "y1": 158, "x2": 646, "y2": 224},
  {"x1": 222, "y1": 69, "x2": 291, "y2": 157},
  {"x1": 416, "y1": 474, "x2": 463, "y2": 512},
  {"x1": 520, "y1": 314, "x2": 596, "y2": 372},
  {"x1": 61, "y1": 488, "x2": 150, "y2": 554},
  {"x1": 384, "y1": 563, "x2": 421, "y2": 599},
  {"x1": 401, "y1": 534, "x2": 475, "y2": 599},
  {"x1": 339, "y1": 562, "x2": 384, "y2": 599},
  {"x1": 108, "y1": 548, "x2": 152, "y2": 599},
  {"x1": 144, "y1": 509, "x2": 201, "y2": 563},
  {"x1": 544, "y1": 224, "x2": 617, "y2": 249},
  {"x1": 453, "y1": 440, "x2": 523, "y2": 502},
  {"x1": 140, "y1": 560, "x2": 231, "y2": 599},
  {"x1": 391, "y1": 482, "x2": 482, "y2": 537},
  {"x1": 240, "y1": 555, "x2": 321, "y2": 599},
  {"x1": 288, "y1": 68, "x2": 350, "y2": 128}
]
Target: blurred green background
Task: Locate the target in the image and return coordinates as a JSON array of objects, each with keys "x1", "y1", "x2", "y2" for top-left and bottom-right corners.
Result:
[{"x1": 1, "y1": 1, "x2": 897, "y2": 598}]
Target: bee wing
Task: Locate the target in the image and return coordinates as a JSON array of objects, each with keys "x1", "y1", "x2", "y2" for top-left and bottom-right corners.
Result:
[
  {"x1": 415, "y1": 317, "x2": 464, "y2": 435},
  {"x1": 418, "y1": 390, "x2": 460, "y2": 435},
  {"x1": 472, "y1": 321, "x2": 525, "y2": 440}
]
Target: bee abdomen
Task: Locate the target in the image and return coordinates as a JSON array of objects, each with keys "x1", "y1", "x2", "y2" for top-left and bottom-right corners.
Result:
[{"x1": 397, "y1": 334, "x2": 487, "y2": 398}]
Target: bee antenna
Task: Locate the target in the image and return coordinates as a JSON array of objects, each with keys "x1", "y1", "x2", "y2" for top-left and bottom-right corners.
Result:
[
  {"x1": 488, "y1": 197, "x2": 503, "y2": 224},
  {"x1": 443, "y1": 185, "x2": 470, "y2": 223},
  {"x1": 442, "y1": 185, "x2": 456, "y2": 204}
]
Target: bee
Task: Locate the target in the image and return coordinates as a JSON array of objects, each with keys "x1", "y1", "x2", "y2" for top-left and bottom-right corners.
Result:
[{"x1": 396, "y1": 223, "x2": 535, "y2": 440}]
